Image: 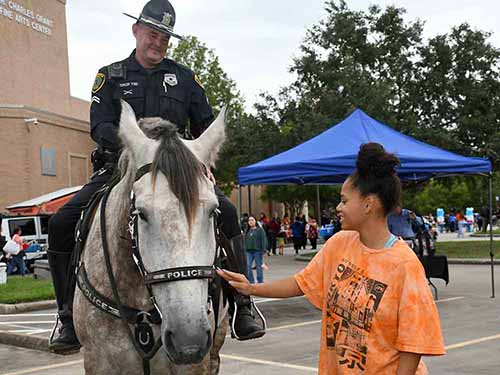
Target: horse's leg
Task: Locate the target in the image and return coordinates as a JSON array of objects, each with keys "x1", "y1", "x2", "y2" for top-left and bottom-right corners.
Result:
[{"x1": 75, "y1": 291, "x2": 147, "y2": 374}]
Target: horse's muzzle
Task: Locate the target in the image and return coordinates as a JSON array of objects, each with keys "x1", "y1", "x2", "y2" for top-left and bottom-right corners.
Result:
[{"x1": 163, "y1": 325, "x2": 212, "y2": 365}]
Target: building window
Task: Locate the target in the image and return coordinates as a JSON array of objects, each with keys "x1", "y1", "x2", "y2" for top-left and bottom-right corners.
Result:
[
  {"x1": 41, "y1": 148, "x2": 56, "y2": 176},
  {"x1": 8, "y1": 218, "x2": 36, "y2": 237}
]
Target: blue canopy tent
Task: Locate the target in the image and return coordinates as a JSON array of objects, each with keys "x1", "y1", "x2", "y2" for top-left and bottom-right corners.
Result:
[
  {"x1": 238, "y1": 108, "x2": 491, "y2": 185},
  {"x1": 238, "y1": 109, "x2": 495, "y2": 296}
]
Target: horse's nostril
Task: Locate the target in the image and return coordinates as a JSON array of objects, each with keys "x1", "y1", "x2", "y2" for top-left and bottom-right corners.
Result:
[{"x1": 163, "y1": 330, "x2": 175, "y2": 348}]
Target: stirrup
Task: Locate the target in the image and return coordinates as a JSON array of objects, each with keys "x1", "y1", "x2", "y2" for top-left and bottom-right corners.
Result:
[
  {"x1": 230, "y1": 297, "x2": 267, "y2": 340},
  {"x1": 48, "y1": 314, "x2": 60, "y2": 345}
]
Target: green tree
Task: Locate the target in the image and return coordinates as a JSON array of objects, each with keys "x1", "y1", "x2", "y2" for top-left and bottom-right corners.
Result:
[
  {"x1": 253, "y1": 1, "x2": 499, "y2": 211},
  {"x1": 170, "y1": 36, "x2": 249, "y2": 193},
  {"x1": 170, "y1": 36, "x2": 244, "y2": 114},
  {"x1": 415, "y1": 24, "x2": 500, "y2": 165}
]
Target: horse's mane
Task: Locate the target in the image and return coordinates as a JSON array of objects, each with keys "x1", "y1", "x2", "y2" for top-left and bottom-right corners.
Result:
[{"x1": 118, "y1": 117, "x2": 204, "y2": 229}]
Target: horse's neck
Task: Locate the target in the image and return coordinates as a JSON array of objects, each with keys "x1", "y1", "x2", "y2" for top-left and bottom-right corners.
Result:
[{"x1": 84, "y1": 179, "x2": 151, "y2": 310}]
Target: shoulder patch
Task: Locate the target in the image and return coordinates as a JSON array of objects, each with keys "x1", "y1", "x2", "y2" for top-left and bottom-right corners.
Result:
[
  {"x1": 194, "y1": 74, "x2": 204, "y2": 89},
  {"x1": 92, "y1": 73, "x2": 106, "y2": 94}
]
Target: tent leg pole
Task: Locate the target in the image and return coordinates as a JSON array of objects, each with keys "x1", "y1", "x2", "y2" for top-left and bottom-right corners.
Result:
[
  {"x1": 237, "y1": 185, "x2": 242, "y2": 220},
  {"x1": 489, "y1": 175, "x2": 495, "y2": 298},
  {"x1": 316, "y1": 186, "x2": 321, "y2": 220},
  {"x1": 248, "y1": 185, "x2": 252, "y2": 216}
]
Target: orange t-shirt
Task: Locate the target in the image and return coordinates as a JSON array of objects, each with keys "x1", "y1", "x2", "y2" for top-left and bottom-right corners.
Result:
[{"x1": 295, "y1": 231, "x2": 445, "y2": 374}]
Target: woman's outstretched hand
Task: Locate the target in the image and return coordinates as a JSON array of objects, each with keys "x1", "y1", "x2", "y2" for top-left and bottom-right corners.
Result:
[{"x1": 216, "y1": 268, "x2": 252, "y2": 296}]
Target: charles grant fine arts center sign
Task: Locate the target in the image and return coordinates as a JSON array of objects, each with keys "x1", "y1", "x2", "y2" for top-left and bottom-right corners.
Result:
[{"x1": 0, "y1": 0, "x2": 53, "y2": 36}]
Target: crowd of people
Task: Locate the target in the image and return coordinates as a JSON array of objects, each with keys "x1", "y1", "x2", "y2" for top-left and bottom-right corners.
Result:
[
  {"x1": 241, "y1": 212, "x2": 320, "y2": 254},
  {"x1": 239, "y1": 212, "x2": 321, "y2": 284}
]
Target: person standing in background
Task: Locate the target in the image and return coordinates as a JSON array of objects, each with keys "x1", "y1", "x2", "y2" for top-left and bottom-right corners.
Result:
[
  {"x1": 291, "y1": 216, "x2": 305, "y2": 255},
  {"x1": 307, "y1": 216, "x2": 319, "y2": 250},
  {"x1": 245, "y1": 216, "x2": 267, "y2": 284},
  {"x1": 6, "y1": 228, "x2": 27, "y2": 276},
  {"x1": 267, "y1": 214, "x2": 280, "y2": 255}
]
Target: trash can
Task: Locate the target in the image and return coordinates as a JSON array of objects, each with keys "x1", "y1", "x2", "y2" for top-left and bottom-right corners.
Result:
[{"x1": 0, "y1": 262, "x2": 6, "y2": 284}]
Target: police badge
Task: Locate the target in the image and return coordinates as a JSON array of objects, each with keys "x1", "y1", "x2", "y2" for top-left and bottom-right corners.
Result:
[
  {"x1": 164, "y1": 73, "x2": 178, "y2": 86},
  {"x1": 163, "y1": 73, "x2": 178, "y2": 93}
]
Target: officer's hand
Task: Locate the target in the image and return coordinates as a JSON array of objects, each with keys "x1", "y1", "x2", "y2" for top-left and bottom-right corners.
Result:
[{"x1": 216, "y1": 268, "x2": 252, "y2": 296}]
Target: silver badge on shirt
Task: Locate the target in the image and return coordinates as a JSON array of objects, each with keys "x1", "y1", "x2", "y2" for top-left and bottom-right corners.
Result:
[{"x1": 163, "y1": 73, "x2": 178, "y2": 93}]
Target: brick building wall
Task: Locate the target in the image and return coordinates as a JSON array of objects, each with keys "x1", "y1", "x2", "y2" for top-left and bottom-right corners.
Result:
[
  {"x1": 0, "y1": 0, "x2": 275, "y2": 215},
  {"x1": 0, "y1": 0, "x2": 92, "y2": 210}
]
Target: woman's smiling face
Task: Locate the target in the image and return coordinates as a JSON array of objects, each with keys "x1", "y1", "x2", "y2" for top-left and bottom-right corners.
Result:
[{"x1": 336, "y1": 178, "x2": 366, "y2": 231}]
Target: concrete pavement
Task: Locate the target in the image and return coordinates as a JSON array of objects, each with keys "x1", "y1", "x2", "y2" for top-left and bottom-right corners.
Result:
[{"x1": 2, "y1": 246, "x2": 500, "y2": 374}]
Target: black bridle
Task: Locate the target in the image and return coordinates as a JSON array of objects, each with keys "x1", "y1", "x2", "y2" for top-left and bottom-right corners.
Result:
[{"x1": 78, "y1": 162, "x2": 222, "y2": 375}]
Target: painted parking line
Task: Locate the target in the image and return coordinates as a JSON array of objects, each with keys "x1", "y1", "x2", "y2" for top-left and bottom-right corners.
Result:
[
  {"x1": 267, "y1": 319, "x2": 321, "y2": 332},
  {"x1": 2, "y1": 359, "x2": 83, "y2": 375},
  {"x1": 26, "y1": 329, "x2": 52, "y2": 335},
  {"x1": 221, "y1": 354, "x2": 316, "y2": 372},
  {"x1": 446, "y1": 333, "x2": 500, "y2": 350},
  {"x1": 435, "y1": 296, "x2": 464, "y2": 303},
  {"x1": 0, "y1": 313, "x2": 55, "y2": 318},
  {"x1": 254, "y1": 295, "x2": 306, "y2": 304},
  {"x1": 0, "y1": 321, "x2": 54, "y2": 325}
]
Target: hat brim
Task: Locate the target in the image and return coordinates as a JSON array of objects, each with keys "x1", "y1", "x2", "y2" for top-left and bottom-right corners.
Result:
[{"x1": 123, "y1": 12, "x2": 184, "y2": 40}]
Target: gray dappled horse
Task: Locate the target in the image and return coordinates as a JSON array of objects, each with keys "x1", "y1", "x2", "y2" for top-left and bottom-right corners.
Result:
[{"x1": 73, "y1": 101, "x2": 229, "y2": 374}]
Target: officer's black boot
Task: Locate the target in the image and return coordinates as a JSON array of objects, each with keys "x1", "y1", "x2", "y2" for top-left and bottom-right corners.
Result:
[
  {"x1": 47, "y1": 251, "x2": 80, "y2": 354},
  {"x1": 229, "y1": 235, "x2": 266, "y2": 341}
]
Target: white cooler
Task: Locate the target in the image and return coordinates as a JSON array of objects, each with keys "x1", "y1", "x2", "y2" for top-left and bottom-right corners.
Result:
[{"x1": 0, "y1": 262, "x2": 6, "y2": 284}]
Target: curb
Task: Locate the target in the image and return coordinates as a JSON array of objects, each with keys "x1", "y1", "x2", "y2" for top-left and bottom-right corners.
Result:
[
  {"x1": 0, "y1": 300, "x2": 57, "y2": 314},
  {"x1": 0, "y1": 331, "x2": 49, "y2": 352},
  {"x1": 469, "y1": 234, "x2": 500, "y2": 238},
  {"x1": 295, "y1": 256, "x2": 500, "y2": 265},
  {"x1": 448, "y1": 258, "x2": 500, "y2": 265}
]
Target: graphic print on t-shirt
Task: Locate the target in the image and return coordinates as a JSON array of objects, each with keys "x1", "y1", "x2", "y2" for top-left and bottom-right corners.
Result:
[{"x1": 325, "y1": 260, "x2": 387, "y2": 371}]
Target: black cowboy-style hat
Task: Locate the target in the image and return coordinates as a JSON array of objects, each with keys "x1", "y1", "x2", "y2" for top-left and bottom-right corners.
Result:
[{"x1": 123, "y1": 0, "x2": 183, "y2": 39}]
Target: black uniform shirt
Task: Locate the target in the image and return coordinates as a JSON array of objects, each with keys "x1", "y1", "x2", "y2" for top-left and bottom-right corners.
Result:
[{"x1": 90, "y1": 50, "x2": 214, "y2": 152}]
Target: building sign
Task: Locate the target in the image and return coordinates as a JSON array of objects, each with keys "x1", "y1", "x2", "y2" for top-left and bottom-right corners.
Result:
[{"x1": 0, "y1": 0, "x2": 53, "y2": 36}]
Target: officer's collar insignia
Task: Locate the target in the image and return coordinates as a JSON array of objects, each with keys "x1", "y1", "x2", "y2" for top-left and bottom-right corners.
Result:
[
  {"x1": 92, "y1": 73, "x2": 106, "y2": 94},
  {"x1": 162, "y1": 12, "x2": 173, "y2": 27},
  {"x1": 164, "y1": 73, "x2": 178, "y2": 87},
  {"x1": 194, "y1": 74, "x2": 204, "y2": 89}
]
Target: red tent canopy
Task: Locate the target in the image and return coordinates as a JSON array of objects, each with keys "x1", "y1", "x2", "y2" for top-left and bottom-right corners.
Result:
[{"x1": 6, "y1": 186, "x2": 82, "y2": 215}]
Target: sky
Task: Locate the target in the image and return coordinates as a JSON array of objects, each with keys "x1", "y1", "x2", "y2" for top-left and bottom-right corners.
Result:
[{"x1": 66, "y1": 0, "x2": 500, "y2": 111}]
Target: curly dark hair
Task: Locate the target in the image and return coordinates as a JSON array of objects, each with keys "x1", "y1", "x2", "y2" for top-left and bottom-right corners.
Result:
[{"x1": 349, "y1": 143, "x2": 401, "y2": 216}]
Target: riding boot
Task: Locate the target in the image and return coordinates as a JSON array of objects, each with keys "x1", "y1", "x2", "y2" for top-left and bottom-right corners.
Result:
[
  {"x1": 47, "y1": 250, "x2": 81, "y2": 354},
  {"x1": 228, "y1": 234, "x2": 266, "y2": 341}
]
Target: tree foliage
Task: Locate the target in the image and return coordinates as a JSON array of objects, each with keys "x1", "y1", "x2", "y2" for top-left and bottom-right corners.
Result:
[
  {"x1": 171, "y1": 4, "x2": 500, "y2": 212},
  {"x1": 252, "y1": 0, "x2": 499, "y2": 212}
]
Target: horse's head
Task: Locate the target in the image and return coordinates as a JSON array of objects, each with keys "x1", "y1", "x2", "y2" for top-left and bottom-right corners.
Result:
[{"x1": 118, "y1": 101, "x2": 226, "y2": 365}]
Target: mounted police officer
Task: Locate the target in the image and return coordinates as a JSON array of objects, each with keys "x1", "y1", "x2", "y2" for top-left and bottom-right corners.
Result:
[{"x1": 48, "y1": 0, "x2": 265, "y2": 354}]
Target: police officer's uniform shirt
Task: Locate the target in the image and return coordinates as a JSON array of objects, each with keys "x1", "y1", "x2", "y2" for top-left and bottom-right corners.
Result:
[{"x1": 90, "y1": 50, "x2": 214, "y2": 152}]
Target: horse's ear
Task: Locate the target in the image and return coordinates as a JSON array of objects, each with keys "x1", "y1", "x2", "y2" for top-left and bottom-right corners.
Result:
[
  {"x1": 118, "y1": 100, "x2": 149, "y2": 150},
  {"x1": 191, "y1": 106, "x2": 227, "y2": 168}
]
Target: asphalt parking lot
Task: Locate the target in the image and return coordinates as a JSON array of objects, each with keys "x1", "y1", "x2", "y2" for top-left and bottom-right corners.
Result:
[{"x1": 1, "y1": 247, "x2": 500, "y2": 374}]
